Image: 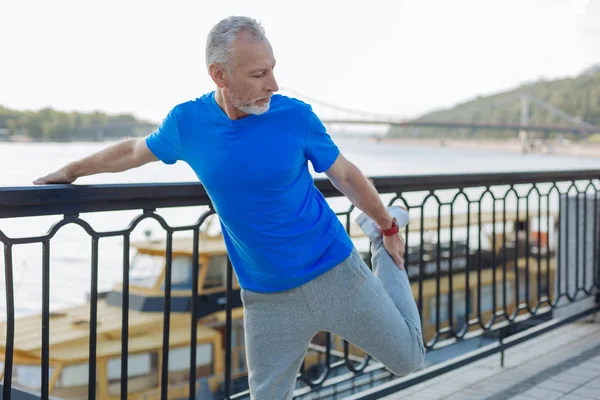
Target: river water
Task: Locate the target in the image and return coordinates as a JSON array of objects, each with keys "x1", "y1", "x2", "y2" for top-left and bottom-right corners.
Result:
[{"x1": 1, "y1": 138, "x2": 599, "y2": 320}]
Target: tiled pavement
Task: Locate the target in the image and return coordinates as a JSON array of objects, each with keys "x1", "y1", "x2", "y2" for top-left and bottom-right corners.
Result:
[{"x1": 380, "y1": 315, "x2": 600, "y2": 400}]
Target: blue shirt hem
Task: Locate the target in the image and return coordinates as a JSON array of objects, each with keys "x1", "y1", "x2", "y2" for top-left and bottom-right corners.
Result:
[{"x1": 238, "y1": 241, "x2": 355, "y2": 293}]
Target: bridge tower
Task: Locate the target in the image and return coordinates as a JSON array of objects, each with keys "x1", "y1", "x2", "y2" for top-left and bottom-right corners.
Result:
[{"x1": 519, "y1": 95, "x2": 530, "y2": 153}]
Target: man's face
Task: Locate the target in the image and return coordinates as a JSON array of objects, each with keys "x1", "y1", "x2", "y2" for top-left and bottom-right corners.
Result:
[{"x1": 223, "y1": 31, "x2": 279, "y2": 115}]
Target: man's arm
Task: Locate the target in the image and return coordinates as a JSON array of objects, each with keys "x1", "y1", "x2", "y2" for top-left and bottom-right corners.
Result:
[
  {"x1": 325, "y1": 153, "x2": 405, "y2": 268},
  {"x1": 33, "y1": 137, "x2": 158, "y2": 184}
]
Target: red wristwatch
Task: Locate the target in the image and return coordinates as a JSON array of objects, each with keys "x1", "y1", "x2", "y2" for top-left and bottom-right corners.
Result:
[{"x1": 381, "y1": 218, "x2": 399, "y2": 236}]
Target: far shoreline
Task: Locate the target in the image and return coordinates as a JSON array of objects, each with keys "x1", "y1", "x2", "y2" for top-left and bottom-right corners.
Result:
[
  {"x1": 375, "y1": 137, "x2": 600, "y2": 159},
  {"x1": 3, "y1": 135, "x2": 599, "y2": 159}
]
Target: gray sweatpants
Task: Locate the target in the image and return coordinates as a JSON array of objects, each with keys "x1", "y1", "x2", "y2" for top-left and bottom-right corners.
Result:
[{"x1": 241, "y1": 237, "x2": 425, "y2": 399}]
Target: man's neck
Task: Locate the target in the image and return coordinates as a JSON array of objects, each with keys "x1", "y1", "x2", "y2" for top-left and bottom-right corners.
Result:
[{"x1": 214, "y1": 89, "x2": 249, "y2": 120}]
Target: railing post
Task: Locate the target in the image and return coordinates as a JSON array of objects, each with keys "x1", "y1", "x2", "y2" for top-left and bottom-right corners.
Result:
[
  {"x1": 499, "y1": 327, "x2": 505, "y2": 368},
  {"x1": 224, "y1": 257, "x2": 234, "y2": 398}
]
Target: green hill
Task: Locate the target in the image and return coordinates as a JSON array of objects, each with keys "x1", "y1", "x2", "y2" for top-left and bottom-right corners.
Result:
[
  {"x1": 388, "y1": 65, "x2": 600, "y2": 139},
  {"x1": 0, "y1": 106, "x2": 156, "y2": 142}
]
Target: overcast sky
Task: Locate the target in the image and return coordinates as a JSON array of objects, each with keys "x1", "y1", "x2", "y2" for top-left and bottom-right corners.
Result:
[{"x1": 1, "y1": 0, "x2": 598, "y2": 122}]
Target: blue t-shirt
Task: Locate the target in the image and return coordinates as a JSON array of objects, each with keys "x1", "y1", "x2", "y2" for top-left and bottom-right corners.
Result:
[{"x1": 146, "y1": 92, "x2": 354, "y2": 293}]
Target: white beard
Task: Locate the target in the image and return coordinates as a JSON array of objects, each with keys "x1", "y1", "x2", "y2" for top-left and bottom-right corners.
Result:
[
  {"x1": 230, "y1": 91, "x2": 270, "y2": 115},
  {"x1": 238, "y1": 101, "x2": 270, "y2": 115}
]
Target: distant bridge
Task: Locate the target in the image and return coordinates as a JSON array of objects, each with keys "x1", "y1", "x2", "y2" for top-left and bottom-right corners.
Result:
[{"x1": 280, "y1": 88, "x2": 600, "y2": 138}]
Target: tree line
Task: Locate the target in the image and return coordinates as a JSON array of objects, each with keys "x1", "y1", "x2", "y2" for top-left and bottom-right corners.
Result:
[
  {"x1": 388, "y1": 65, "x2": 600, "y2": 139},
  {"x1": 0, "y1": 106, "x2": 156, "y2": 142}
]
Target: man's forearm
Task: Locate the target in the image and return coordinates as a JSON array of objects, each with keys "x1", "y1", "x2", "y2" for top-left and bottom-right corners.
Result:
[
  {"x1": 333, "y1": 163, "x2": 394, "y2": 230},
  {"x1": 63, "y1": 138, "x2": 140, "y2": 179}
]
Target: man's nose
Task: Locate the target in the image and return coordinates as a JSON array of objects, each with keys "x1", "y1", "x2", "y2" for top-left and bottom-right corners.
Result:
[{"x1": 266, "y1": 72, "x2": 279, "y2": 93}]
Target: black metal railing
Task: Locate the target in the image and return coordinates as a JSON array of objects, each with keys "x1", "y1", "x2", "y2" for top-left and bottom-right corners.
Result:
[{"x1": 0, "y1": 170, "x2": 599, "y2": 400}]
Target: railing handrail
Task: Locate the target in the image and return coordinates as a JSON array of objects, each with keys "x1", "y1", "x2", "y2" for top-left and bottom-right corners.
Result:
[{"x1": 1, "y1": 169, "x2": 599, "y2": 219}]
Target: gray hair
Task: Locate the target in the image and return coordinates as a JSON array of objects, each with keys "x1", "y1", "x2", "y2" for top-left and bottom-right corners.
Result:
[{"x1": 205, "y1": 16, "x2": 266, "y2": 72}]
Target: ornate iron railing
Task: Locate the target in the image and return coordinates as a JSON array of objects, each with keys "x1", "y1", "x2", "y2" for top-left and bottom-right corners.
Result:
[{"x1": 0, "y1": 169, "x2": 599, "y2": 399}]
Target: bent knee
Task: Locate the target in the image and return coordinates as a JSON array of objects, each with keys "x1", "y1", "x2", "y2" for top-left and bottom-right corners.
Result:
[{"x1": 385, "y1": 340, "x2": 425, "y2": 376}]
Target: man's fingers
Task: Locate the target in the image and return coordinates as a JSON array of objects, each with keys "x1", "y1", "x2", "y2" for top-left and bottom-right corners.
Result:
[
  {"x1": 392, "y1": 253, "x2": 404, "y2": 269},
  {"x1": 382, "y1": 235, "x2": 406, "y2": 269},
  {"x1": 33, "y1": 171, "x2": 73, "y2": 185}
]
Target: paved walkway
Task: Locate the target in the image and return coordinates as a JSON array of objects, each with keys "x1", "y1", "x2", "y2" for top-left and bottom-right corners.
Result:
[{"x1": 381, "y1": 315, "x2": 600, "y2": 400}]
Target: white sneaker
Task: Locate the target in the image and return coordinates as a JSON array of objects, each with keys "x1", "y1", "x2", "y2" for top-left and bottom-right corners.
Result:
[{"x1": 355, "y1": 206, "x2": 410, "y2": 241}]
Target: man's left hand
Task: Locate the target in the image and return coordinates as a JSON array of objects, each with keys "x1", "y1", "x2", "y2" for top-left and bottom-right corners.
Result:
[{"x1": 383, "y1": 234, "x2": 405, "y2": 269}]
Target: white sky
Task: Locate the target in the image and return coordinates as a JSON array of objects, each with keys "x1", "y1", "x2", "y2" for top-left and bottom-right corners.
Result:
[{"x1": 0, "y1": 0, "x2": 598, "y2": 122}]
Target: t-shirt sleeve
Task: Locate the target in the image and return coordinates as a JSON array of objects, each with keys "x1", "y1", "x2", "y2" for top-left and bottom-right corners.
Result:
[
  {"x1": 145, "y1": 108, "x2": 183, "y2": 165},
  {"x1": 304, "y1": 106, "x2": 340, "y2": 173}
]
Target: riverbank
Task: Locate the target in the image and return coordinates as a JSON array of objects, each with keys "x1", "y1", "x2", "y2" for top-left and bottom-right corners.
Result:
[{"x1": 379, "y1": 138, "x2": 600, "y2": 158}]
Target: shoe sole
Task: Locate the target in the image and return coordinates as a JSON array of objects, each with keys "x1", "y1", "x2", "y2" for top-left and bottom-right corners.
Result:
[
  {"x1": 388, "y1": 206, "x2": 410, "y2": 229},
  {"x1": 355, "y1": 206, "x2": 410, "y2": 229}
]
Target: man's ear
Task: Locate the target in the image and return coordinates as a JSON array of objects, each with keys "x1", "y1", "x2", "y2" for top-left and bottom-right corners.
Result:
[{"x1": 209, "y1": 64, "x2": 226, "y2": 88}]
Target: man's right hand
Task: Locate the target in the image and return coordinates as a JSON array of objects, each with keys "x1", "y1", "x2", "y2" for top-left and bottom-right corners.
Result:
[
  {"x1": 31, "y1": 138, "x2": 158, "y2": 185},
  {"x1": 33, "y1": 168, "x2": 76, "y2": 185}
]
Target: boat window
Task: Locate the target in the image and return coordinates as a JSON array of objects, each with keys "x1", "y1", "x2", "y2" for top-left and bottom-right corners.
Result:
[
  {"x1": 516, "y1": 269, "x2": 535, "y2": 304},
  {"x1": 429, "y1": 291, "x2": 470, "y2": 326},
  {"x1": 204, "y1": 255, "x2": 228, "y2": 289},
  {"x1": 107, "y1": 352, "x2": 159, "y2": 396},
  {"x1": 11, "y1": 364, "x2": 54, "y2": 391},
  {"x1": 107, "y1": 352, "x2": 153, "y2": 379},
  {"x1": 539, "y1": 273, "x2": 550, "y2": 296},
  {"x1": 481, "y1": 283, "x2": 515, "y2": 312},
  {"x1": 160, "y1": 256, "x2": 194, "y2": 290},
  {"x1": 130, "y1": 253, "x2": 165, "y2": 288},
  {"x1": 169, "y1": 344, "x2": 212, "y2": 371},
  {"x1": 168, "y1": 344, "x2": 213, "y2": 385},
  {"x1": 54, "y1": 363, "x2": 88, "y2": 388},
  {"x1": 232, "y1": 321, "x2": 247, "y2": 373}
]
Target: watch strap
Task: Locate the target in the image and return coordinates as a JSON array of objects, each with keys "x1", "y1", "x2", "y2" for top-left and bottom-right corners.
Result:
[{"x1": 381, "y1": 218, "x2": 399, "y2": 236}]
